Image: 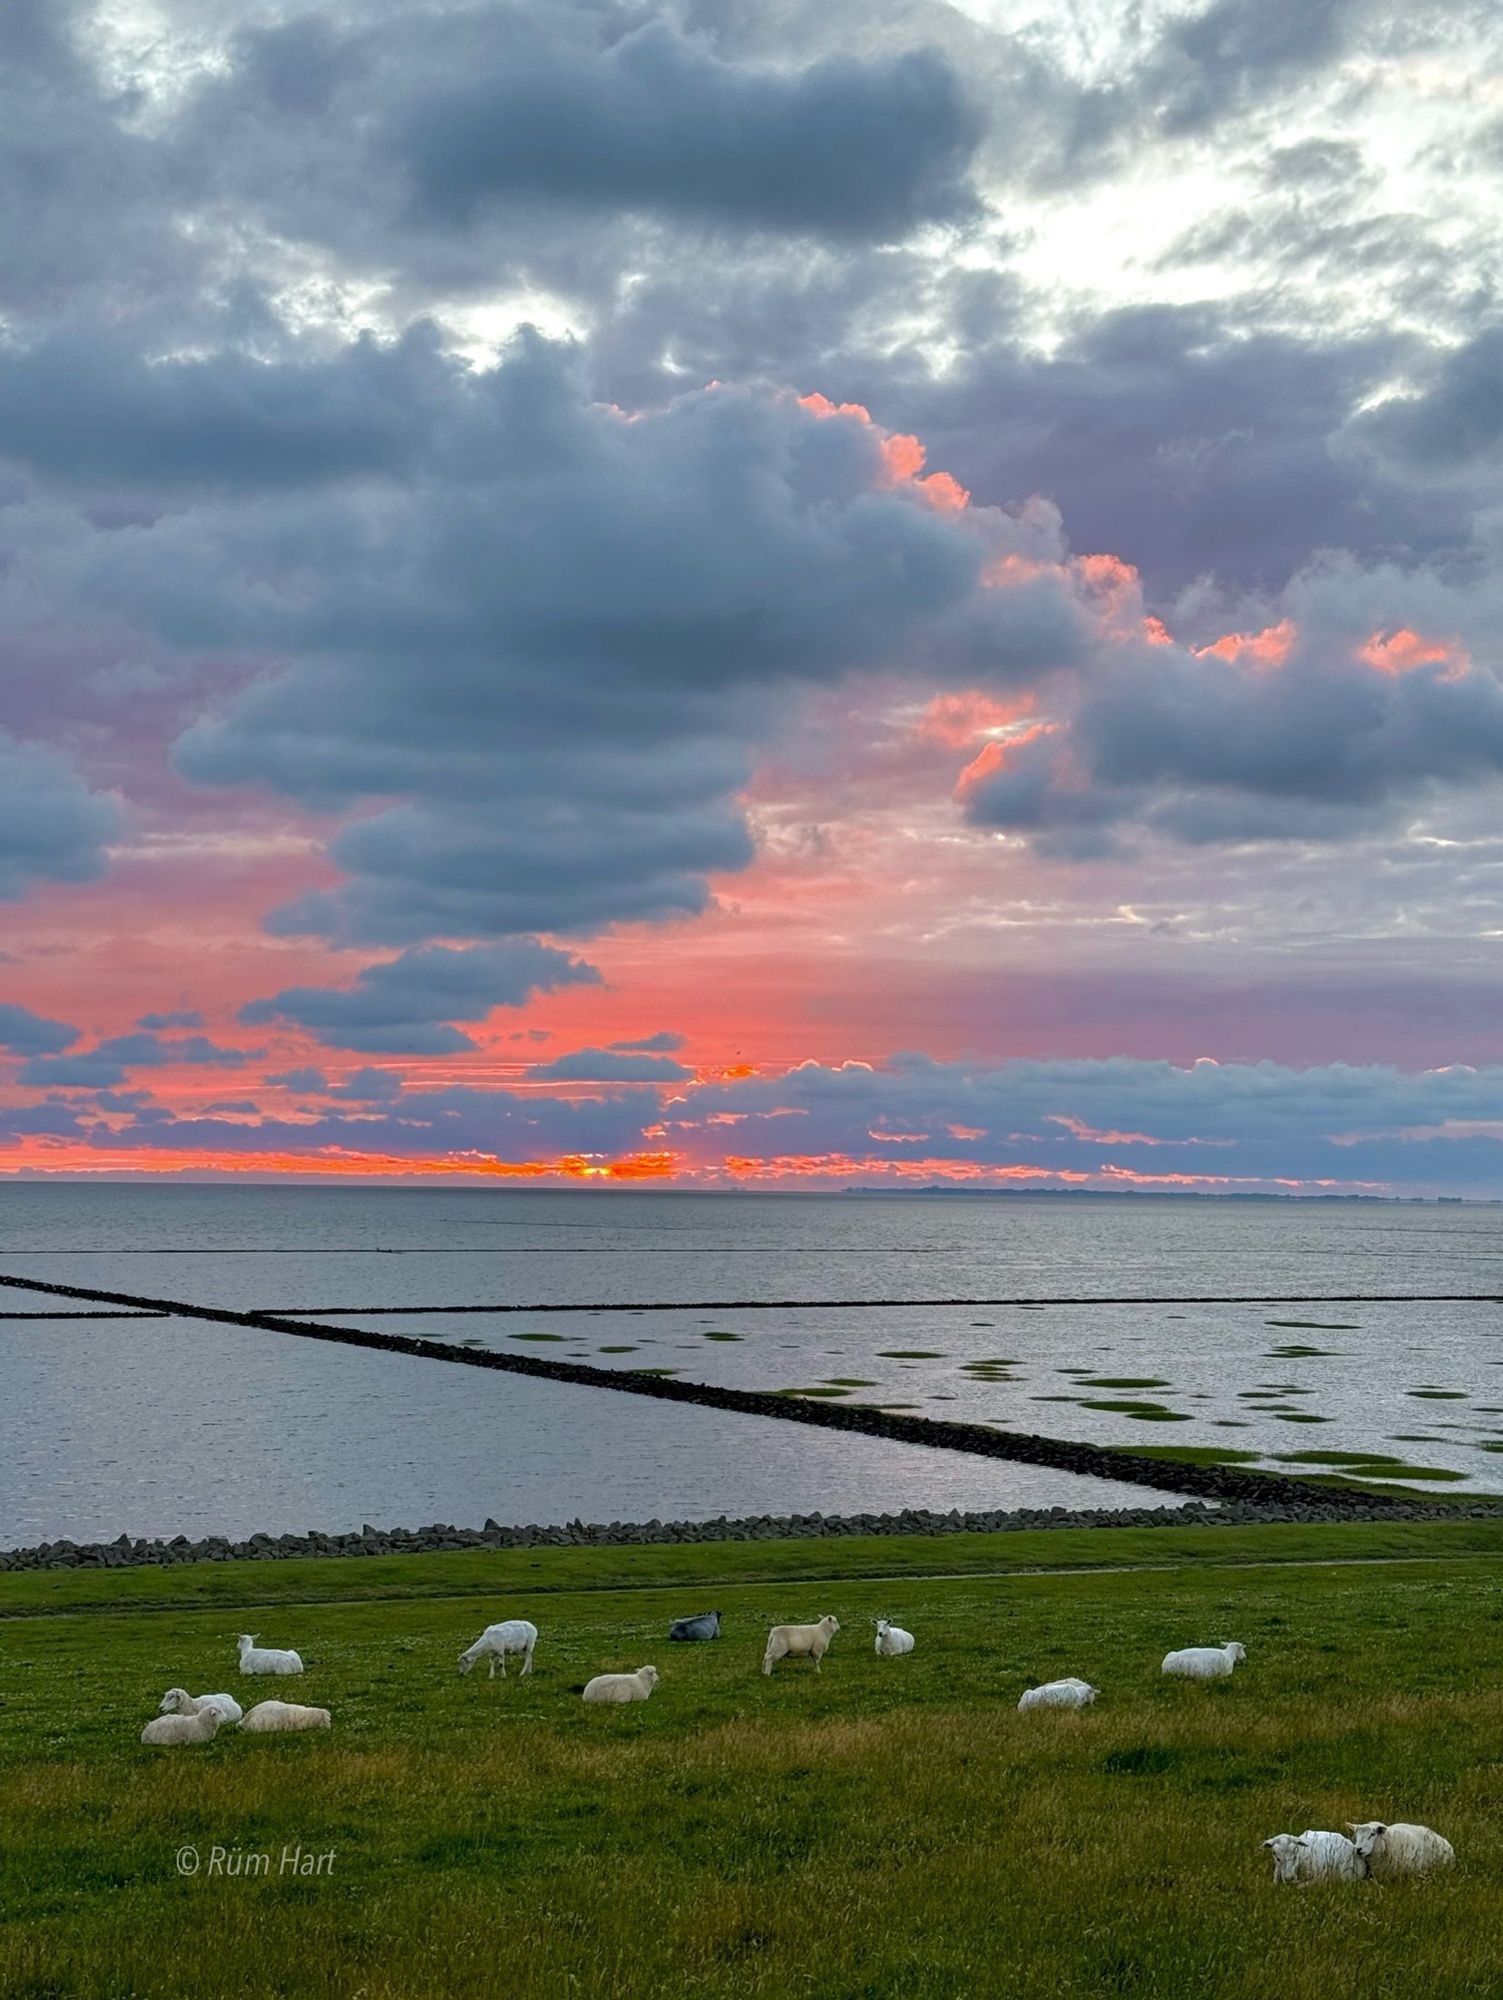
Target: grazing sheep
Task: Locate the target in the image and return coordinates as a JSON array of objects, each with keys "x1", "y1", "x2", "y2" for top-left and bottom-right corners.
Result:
[
  {"x1": 1348, "y1": 1821, "x2": 1455, "y2": 1879},
  {"x1": 236, "y1": 1633, "x2": 303, "y2": 1676},
  {"x1": 240, "y1": 1701, "x2": 332, "y2": 1733},
  {"x1": 141, "y1": 1707, "x2": 224, "y2": 1746},
  {"x1": 1017, "y1": 1677, "x2": 1099, "y2": 1713},
  {"x1": 458, "y1": 1618, "x2": 538, "y2": 1679},
  {"x1": 158, "y1": 1688, "x2": 243, "y2": 1725},
  {"x1": 581, "y1": 1665, "x2": 659, "y2": 1705},
  {"x1": 874, "y1": 1619, "x2": 915, "y2": 1657},
  {"x1": 1263, "y1": 1831, "x2": 1364, "y2": 1884},
  {"x1": 669, "y1": 1611, "x2": 722, "y2": 1643},
  {"x1": 1161, "y1": 1641, "x2": 1245, "y2": 1680},
  {"x1": 762, "y1": 1615, "x2": 840, "y2": 1676}
]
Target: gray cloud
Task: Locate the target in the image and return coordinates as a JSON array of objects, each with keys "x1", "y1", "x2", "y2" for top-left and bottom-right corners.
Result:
[
  {"x1": 18, "y1": 1030, "x2": 258, "y2": 1090},
  {"x1": 533, "y1": 1046, "x2": 695, "y2": 1083},
  {"x1": 0, "y1": 1000, "x2": 79, "y2": 1055},
  {"x1": 137, "y1": 1010, "x2": 204, "y2": 1030},
  {"x1": 0, "y1": 730, "x2": 123, "y2": 900},
  {"x1": 610, "y1": 1031, "x2": 685, "y2": 1052},
  {"x1": 239, "y1": 940, "x2": 602, "y2": 1053},
  {"x1": 399, "y1": 23, "x2": 980, "y2": 241}
]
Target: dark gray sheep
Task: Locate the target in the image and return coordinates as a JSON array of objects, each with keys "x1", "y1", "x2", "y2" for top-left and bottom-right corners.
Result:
[{"x1": 668, "y1": 1611, "x2": 722, "y2": 1642}]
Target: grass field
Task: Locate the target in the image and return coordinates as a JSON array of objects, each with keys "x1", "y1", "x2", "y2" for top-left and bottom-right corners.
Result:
[{"x1": 4, "y1": 1520, "x2": 1503, "y2": 1997}]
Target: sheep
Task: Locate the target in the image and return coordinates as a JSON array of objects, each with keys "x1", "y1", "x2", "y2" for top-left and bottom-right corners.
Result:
[
  {"x1": 873, "y1": 1618, "x2": 915, "y2": 1658},
  {"x1": 457, "y1": 1618, "x2": 538, "y2": 1679},
  {"x1": 236, "y1": 1633, "x2": 303, "y2": 1676},
  {"x1": 159, "y1": 1687, "x2": 243, "y2": 1724},
  {"x1": 762, "y1": 1615, "x2": 840, "y2": 1676},
  {"x1": 1347, "y1": 1821, "x2": 1455, "y2": 1879},
  {"x1": 1017, "y1": 1677, "x2": 1099, "y2": 1713},
  {"x1": 669, "y1": 1611, "x2": 722, "y2": 1643},
  {"x1": 141, "y1": 1706, "x2": 224, "y2": 1746},
  {"x1": 1161, "y1": 1641, "x2": 1245, "y2": 1680},
  {"x1": 240, "y1": 1700, "x2": 332, "y2": 1733},
  {"x1": 1263, "y1": 1831, "x2": 1364, "y2": 1884},
  {"x1": 580, "y1": 1665, "x2": 659, "y2": 1705}
]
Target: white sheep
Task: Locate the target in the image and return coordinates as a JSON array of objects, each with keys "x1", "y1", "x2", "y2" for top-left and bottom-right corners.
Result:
[
  {"x1": 1161, "y1": 1641, "x2": 1245, "y2": 1680},
  {"x1": 762, "y1": 1615, "x2": 840, "y2": 1675},
  {"x1": 159, "y1": 1687, "x2": 243, "y2": 1725},
  {"x1": 240, "y1": 1700, "x2": 332, "y2": 1733},
  {"x1": 581, "y1": 1665, "x2": 659, "y2": 1705},
  {"x1": 236, "y1": 1633, "x2": 303, "y2": 1676},
  {"x1": 1017, "y1": 1677, "x2": 1099, "y2": 1712},
  {"x1": 458, "y1": 1618, "x2": 538, "y2": 1679},
  {"x1": 1348, "y1": 1821, "x2": 1455, "y2": 1879},
  {"x1": 874, "y1": 1619, "x2": 914, "y2": 1658},
  {"x1": 1263, "y1": 1831, "x2": 1364, "y2": 1884},
  {"x1": 141, "y1": 1706, "x2": 224, "y2": 1746}
]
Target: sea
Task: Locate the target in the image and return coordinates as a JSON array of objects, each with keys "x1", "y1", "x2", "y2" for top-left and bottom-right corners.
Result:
[{"x1": 2, "y1": 1184, "x2": 1499, "y2": 1547}]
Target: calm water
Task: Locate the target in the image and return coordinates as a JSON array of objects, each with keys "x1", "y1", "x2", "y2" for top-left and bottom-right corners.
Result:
[{"x1": 2, "y1": 1185, "x2": 1499, "y2": 1544}]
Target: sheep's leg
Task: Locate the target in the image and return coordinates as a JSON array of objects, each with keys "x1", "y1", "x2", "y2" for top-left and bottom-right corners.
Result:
[
  {"x1": 497, "y1": 1652, "x2": 507, "y2": 1679},
  {"x1": 487, "y1": 1655, "x2": 497, "y2": 1680},
  {"x1": 521, "y1": 1643, "x2": 534, "y2": 1677}
]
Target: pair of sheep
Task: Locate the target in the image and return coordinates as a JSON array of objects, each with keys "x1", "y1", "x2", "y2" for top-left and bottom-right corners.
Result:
[
  {"x1": 1264, "y1": 1823, "x2": 1455, "y2": 1882},
  {"x1": 1018, "y1": 1642, "x2": 1247, "y2": 1713},
  {"x1": 141, "y1": 1687, "x2": 330, "y2": 1743},
  {"x1": 580, "y1": 1611, "x2": 863, "y2": 1700}
]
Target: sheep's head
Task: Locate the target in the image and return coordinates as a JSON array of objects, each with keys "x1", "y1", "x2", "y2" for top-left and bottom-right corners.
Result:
[
  {"x1": 823, "y1": 1615, "x2": 841, "y2": 1635},
  {"x1": 159, "y1": 1688, "x2": 190, "y2": 1714},
  {"x1": 874, "y1": 1618, "x2": 889, "y2": 1634},
  {"x1": 1347, "y1": 1821, "x2": 1385, "y2": 1861},
  {"x1": 457, "y1": 1649, "x2": 476, "y2": 1675},
  {"x1": 236, "y1": 1634, "x2": 256, "y2": 1651},
  {"x1": 200, "y1": 1710, "x2": 223, "y2": 1735},
  {"x1": 639, "y1": 1666, "x2": 659, "y2": 1690},
  {"x1": 1223, "y1": 1642, "x2": 1246, "y2": 1662},
  {"x1": 1262, "y1": 1834, "x2": 1303, "y2": 1883}
]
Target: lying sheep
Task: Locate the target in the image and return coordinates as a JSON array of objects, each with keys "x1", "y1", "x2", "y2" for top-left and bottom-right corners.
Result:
[
  {"x1": 1162, "y1": 1641, "x2": 1245, "y2": 1680},
  {"x1": 236, "y1": 1633, "x2": 303, "y2": 1676},
  {"x1": 159, "y1": 1687, "x2": 243, "y2": 1725},
  {"x1": 458, "y1": 1618, "x2": 538, "y2": 1678},
  {"x1": 1263, "y1": 1831, "x2": 1364, "y2": 1884},
  {"x1": 1348, "y1": 1821, "x2": 1455, "y2": 1879},
  {"x1": 669, "y1": 1611, "x2": 722, "y2": 1643},
  {"x1": 874, "y1": 1618, "x2": 914, "y2": 1657},
  {"x1": 240, "y1": 1701, "x2": 332, "y2": 1733},
  {"x1": 581, "y1": 1665, "x2": 659, "y2": 1705},
  {"x1": 762, "y1": 1615, "x2": 840, "y2": 1676},
  {"x1": 141, "y1": 1706, "x2": 224, "y2": 1746},
  {"x1": 1017, "y1": 1677, "x2": 1099, "y2": 1713}
]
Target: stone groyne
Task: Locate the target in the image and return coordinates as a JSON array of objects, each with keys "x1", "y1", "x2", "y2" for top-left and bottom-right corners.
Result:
[{"x1": 5, "y1": 1494, "x2": 1499, "y2": 1572}]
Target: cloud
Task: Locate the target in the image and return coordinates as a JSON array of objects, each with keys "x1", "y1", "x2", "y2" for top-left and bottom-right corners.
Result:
[
  {"x1": 397, "y1": 24, "x2": 980, "y2": 241},
  {"x1": 533, "y1": 1046, "x2": 695, "y2": 1083},
  {"x1": 137, "y1": 1010, "x2": 204, "y2": 1030},
  {"x1": 610, "y1": 1031, "x2": 685, "y2": 1052},
  {"x1": 239, "y1": 940, "x2": 601, "y2": 1053},
  {"x1": 18, "y1": 1030, "x2": 259, "y2": 1090},
  {"x1": 173, "y1": 337, "x2": 1085, "y2": 945},
  {"x1": 0, "y1": 729, "x2": 123, "y2": 901},
  {"x1": 0, "y1": 1000, "x2": 79, "y2": 1055}
]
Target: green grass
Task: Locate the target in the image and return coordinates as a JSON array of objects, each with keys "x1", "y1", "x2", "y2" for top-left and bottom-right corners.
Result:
[{"x1": 6, "y1": 1524, "x2": 1503, "y2": 1998}]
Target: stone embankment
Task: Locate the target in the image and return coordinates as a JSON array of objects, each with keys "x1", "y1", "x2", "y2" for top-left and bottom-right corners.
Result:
[{"x1": 4, "y1": 1494, "x2": 1499, "y2": 1571}]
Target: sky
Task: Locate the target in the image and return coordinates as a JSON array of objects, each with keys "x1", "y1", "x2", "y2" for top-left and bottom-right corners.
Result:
[{"x1": 2, "y1": 0, "x2": 1503, "y2": 1195}]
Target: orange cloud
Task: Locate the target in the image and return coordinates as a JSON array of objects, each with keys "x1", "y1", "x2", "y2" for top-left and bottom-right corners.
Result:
[
  {"x1": 1359, "y1": 627, "x2": 1467, "y2": 679},
  {"x1": 1197, "y1": 619, "x2": 1296, "y2": 668},
  {"x1": 915, "y1": 690, "x2": 1037, "y2": 748},
  {"x1": 797, "y1": 392, "x2": 971, "y2": 511},
  {"x1": 953, "y1": 721, "x2": 1059, "y2": 799}
]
